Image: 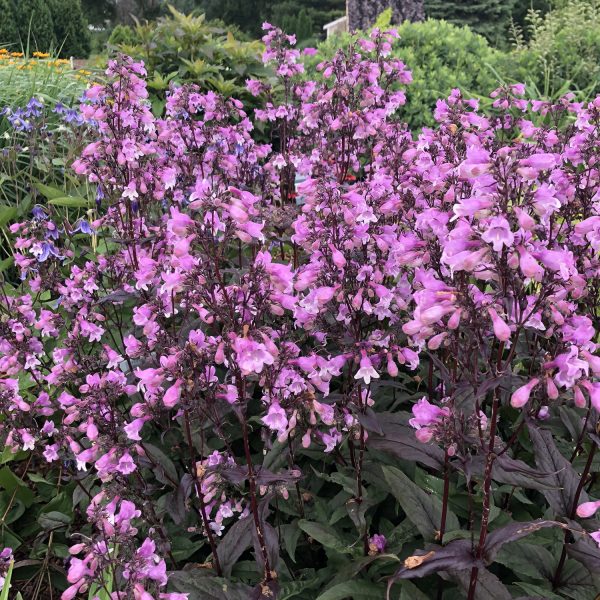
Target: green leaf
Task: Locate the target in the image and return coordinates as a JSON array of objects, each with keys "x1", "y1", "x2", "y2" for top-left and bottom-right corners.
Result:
[
  {"x1": 0, "y1": 467, "x2": 34, "y2": 507},
  {"x1": 88, "y1": 568, "x2": 113, "y2": 600},
  {"x1": 38, "y1": 511, "x2": 72, "y2": 530},
  {"x1": 281, "y1": 522, "x2": 302, "y2": 563},
  {"x1": 0, "y1": 257, "x2": 14, "y2": 274},
  {"x1": 514, "y1": 581, "x2": 563, "y2": 599},
  {"x1": 279, "y1": 578, "x2": 322, "y2": 600},
  {"x1": 48, "y1": 196, "x2": 92, "y2": 207},
  {"x1": 170, "y1": 536, "x2": 204, "y2": 562},
  {"x1": 297, "y1": 520, "x2": 353, "y2": 555},
  {"x1": 0, "y1": 206, "x2": 17, "y2": 229},
  {"x1": 399, "y1": 581, "x2": 429, "y2": 600},
  {"x1": 316, "y1": 580, "x2": 386, "y2": 600},
  {"x1": 382, "y1": 465, "x2": 459, "y2": 541},
  {"x1": 495, "y1": 541, "x2": 556, "y2": 579},
  {"x1": 34, "y1": 182, "x2": 65, "y2": 200}
]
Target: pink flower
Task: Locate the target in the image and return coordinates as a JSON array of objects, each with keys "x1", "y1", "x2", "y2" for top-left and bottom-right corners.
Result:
[
  {"x1": 262, "y1": 403, "x2": 288, "y2": 433},
  {"x1": 117, "y1": 452, "x2": 137, "y2": 475},
  {"x1": 510, "y1": 378, "x2": 539, "y2": 408},
  {"x1": 409, "y1": 397, "x2": 449, "y2": 428},
  {"x1": 233, "y1": 337, "x2": 275, "y2": 375},
  {"x1": 576, "y1": 500, "x2": 600, "y2": 518},
  {"x1": 488, "y1": 307, "x2": 511, "y2": 342},
  {"x1": 368, "y1": 534, "x2": 386, "y2": 555},
  {"x1": 354, "y1": 353, "x2": 379, "y2": 385},
  {"x1": 163, "y1": 379, "x2": 183, "y2": 408},
  {"x1": 481, "y1": 216, "x2": 514, "y2": 252}
]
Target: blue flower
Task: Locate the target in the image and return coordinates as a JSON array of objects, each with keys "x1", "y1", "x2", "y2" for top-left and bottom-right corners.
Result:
[
  {"x1": 38, "y1": 242, "x2": 64, "y2": 263},
  {"x1": 73, "y1": 219, "x2": 95, "y2": 234},
  {"x1": 32, "y1": 205, "x2": 48, "y2": 220},
  {"x1": 25, "y1": 97, "x2": 44, "y2": 118}
]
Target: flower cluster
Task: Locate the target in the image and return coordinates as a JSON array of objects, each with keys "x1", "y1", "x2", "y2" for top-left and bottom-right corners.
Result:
[{"x1": 3, "y1": 23, "x2": 600, "y2": 599}]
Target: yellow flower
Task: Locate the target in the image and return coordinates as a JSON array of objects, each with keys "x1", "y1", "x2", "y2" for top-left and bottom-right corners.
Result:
[
  {"x1": 33, "y1": 51, "x2": 50, "y2": 58},
  {"x1": 10, "y1": 52, "x2": 23, "y2": 57}
]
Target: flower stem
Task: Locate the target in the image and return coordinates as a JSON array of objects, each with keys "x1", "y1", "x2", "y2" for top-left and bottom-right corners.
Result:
[
  {"x1": 553, "y1": 441, "x2": 597, "y2": 588},
  {"x1": 183, "y1": 409, "x2": 223, "y2": 576},
  {"x1": 467, "y1": 393, "x2": 500, "y2": 600}
]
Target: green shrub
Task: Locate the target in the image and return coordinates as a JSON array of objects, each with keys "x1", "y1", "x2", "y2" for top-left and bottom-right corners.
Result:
[
  {"x1": 0, "y1": 0, "x2": 19, "y2": 50},
  {"x1": 49, "y1": 0, "x2": 91, "y2": 58},
  {"x1": 108, "y1": 6, "x2": 269, "y2": 111},
  {"x1": 510, "y1": 0, "x2": 600, "y2": 99},
  {"x1": 424, "y1": 0, "x2": 517, "y2": 47},
  {"x1": 311, "y1": 18, "x2": 505, "y2": 130},
  {"x1": 14, "y1": 0, "x2": 56, "y2": 52}
]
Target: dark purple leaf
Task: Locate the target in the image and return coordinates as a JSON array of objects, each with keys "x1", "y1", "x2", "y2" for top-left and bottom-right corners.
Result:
[
  {"x1": 249, "y1": 580, "x2": 280, "y2": 600},
  {"x1": 251, "y1": 520, "x2": 279, "y2": 574},
  {"x1": 353, "y1": 407, "x2": 384, "y2": 435},
  {"x1": 462, "y1": 454, "x2": 560, "y2": 490},
  {"x1": 369, "y1": 413, "x2": 445, "y2": 470},
  {"x1": 527, "y1": 423, "x2": 588, "y2": 516},
  {"x1": 166, "y1": 473, "x2": 193, "y2": 525},
  {"x1": 492, "y1": 455, "x2": 559, "y2": 490},
  {"x1": 382, "y1": 465, "x2": 459, "y2": 541},
  {"x1": 218, "y1": 465, "x2": 301, "y2": 487},
  {"x1": 167, "y1": 570, "x2": 253, "y2": 600},
  {"x1": 443, "y1": 566, "x2": 512, "y2": 600},
  {"x1": 215, "y1": 515, "x2": 253, "y2": 577},
  {"x1": 483, "y1": 519, "x2": 563, "y2": 561},
  {"x1": 391, "y1": 540, "x2": 476, "y2": 580},
  {"x1": 566, "y1": 531, "x2": 600, "y2": 572}
]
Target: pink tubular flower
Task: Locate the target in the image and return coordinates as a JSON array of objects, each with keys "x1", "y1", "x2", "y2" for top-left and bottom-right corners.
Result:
[
  {"x1": 481, "y1": 216, "x2": 514, "y2": 252},
  {"x1": 261, "y1": 402, "x2": 288, "y2": 434},
  {"x1": 233, "y1": 336, "x2": 275, "y2": 375},
  {"x1": 488, "y1": 307, "x2": 511, "y2": 342},
  {"x1": 510, "y1": 378, "x2": 539, "y2": 408},
  {"x1": 409, "y1": 397, "x2": 450, "y2": 443},
  {"x1": 576, "y1": 500, "x2": 600, "y2": 518},
  {"x1": 354, "y1": 353, "x2": 380, "y2": 385},
  {"x1": 163, "y1": 379, "x2": 183, "y2": 408}
]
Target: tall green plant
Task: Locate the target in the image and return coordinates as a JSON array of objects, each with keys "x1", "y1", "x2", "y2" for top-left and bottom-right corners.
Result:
[
  {"x1": 49, "y1": 0, "x2": 91, "y2": 58},
  {"x1": 15, "y1": 0, "x2": 56, "y2": 52},
  {"x1": 0, "y1": 0, "x2": 19, "y2": 49},
  {"x1": 424, "y1": 0, "x2": 516, "y2": 46},
  {"x1": 510, "y1": 0, "x2": 600, "y2": 99}
]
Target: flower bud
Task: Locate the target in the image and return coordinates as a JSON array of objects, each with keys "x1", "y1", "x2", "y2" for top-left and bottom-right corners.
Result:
[
  {"x1": 510, "y1": 378, "x2": 539, "y2": 408},
  {"x1": 576, "y1": 500, "x2": 600, "y2": 518}
]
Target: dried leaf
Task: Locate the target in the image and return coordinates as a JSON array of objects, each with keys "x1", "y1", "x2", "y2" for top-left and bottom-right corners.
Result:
[
  {"x1": 403, "y1": 550, "x2": 435, "y2": 569},
  {"x1": 392, "y1": 540, "x2": 475, "y2": 580}
]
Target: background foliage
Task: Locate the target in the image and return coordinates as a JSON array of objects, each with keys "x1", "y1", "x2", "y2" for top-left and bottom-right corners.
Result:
[{"x1": 108, "y1": 6, "x2": 269, "y2": 111}]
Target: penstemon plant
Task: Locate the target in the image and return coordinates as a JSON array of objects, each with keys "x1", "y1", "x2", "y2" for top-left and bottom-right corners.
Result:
[{"x1": 3, "y1": 23, "x2": 600, "y2": 600}]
